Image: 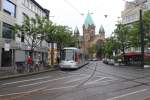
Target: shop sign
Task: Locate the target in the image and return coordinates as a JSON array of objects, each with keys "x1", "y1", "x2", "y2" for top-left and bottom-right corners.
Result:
[{"x1": 4, "y1": 43, "x2": 10, "y2": 51}]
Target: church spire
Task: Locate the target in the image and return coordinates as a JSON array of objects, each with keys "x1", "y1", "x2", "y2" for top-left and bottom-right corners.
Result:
[
  {"x1": 74, "y1": 26, "x2": 79, "y2": 36},
  {"x1": 99, "y1": 25, "x2": 105, "y2": 39},
  {"x1": 99, "y1": 25, "x2": 105, "y2": 34},
  {"x1": 83, "y1": 12, "x2": 95, "y2": 29}
]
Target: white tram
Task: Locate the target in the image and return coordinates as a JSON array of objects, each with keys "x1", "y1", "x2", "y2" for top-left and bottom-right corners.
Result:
[{"x1": 59, "y1": 47, "x2": 88, "y2": 69}]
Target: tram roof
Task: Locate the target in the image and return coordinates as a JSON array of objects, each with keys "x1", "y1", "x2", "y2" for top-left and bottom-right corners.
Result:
[{"x1": 63, "y1": 47, "x2": 79, "y2": 50}]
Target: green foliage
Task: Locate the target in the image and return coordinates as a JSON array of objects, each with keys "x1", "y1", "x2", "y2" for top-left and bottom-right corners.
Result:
[
  {"x1": 144, "y1": 57, "x2": 150, "y2": 65},
  {"x1": 88, "y1": 44, "x2": 97, "y2": 58},
  {"x1": 114, "y1": 23, "x2": 130, "y2": 54},
  {"x1": 88, "y1": 44, "x2": 96, "y2": 54},
  {"x1": 129, "y1": 10, "x2": 150, "y2": 47},
  {"x1": 128, "y1": 22, "x2": 140, "y2": 47},
  {"x1": 14, "y1": 15, "x2": 75, "y2": 54},
  {"x1": 143, "y1": 10, "x2": 150, "y2": 44},
  {"x1": 14, "y1": 15, "x2": 48, "y2": 50},
  {"x1": 104, "y1": 37, "x2": 117, "y2": 58}
]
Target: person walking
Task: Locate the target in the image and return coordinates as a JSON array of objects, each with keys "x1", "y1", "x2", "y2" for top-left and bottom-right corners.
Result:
[
  {"x1": 35, "y1": 57, "x2": 40, "y2": 71},
  {"x1": 27, "y1": 56, "x2": 33, "y2": 72}
]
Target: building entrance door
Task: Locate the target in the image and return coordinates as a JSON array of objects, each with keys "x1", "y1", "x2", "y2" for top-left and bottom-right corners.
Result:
[{"x1": 1, "y1": 48, "x2": 12, "y2": 67}]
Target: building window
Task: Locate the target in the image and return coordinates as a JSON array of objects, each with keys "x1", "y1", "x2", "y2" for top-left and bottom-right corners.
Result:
[
  {"x1": 3, "y1": 0, "x2": 16, "y2": 17},
  {"x1": 26, "y1": 0, "x2": 29, "y2": 7},
  {"x1": 2, "y1": 23, "x2": 15, "y2": 39},
  {"x1": 23, "y1": 0, "x2": 26, "y2": 5},
  {"x1": 21, "y1": 32, "x2": 25, "y2": 42},
  {"x1": 0, "y1": 0, "x2": 2, "y2": 10},
  {"x1": 28, "y1": 0, "x2": 32, "y2": 9}
]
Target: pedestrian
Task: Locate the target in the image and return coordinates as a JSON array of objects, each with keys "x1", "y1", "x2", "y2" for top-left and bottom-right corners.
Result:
[
  {"x1": 27, "y1": 56, "x2": 33, "y2": 72},
  {"x1": 57, "y1": 54, "x2": 60, "y2": 64},
  {"x1": 35, "y1": 57, "x2": 40, "y2": 71}
]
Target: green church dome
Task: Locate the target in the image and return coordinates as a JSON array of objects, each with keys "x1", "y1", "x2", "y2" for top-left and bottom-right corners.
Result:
[{"x1": 83, "y1": 12, "x2": 94, "y2": 29}]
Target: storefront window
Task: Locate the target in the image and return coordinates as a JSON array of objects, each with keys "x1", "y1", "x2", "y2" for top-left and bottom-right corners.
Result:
[{"x1": 3, "y1": 0, "x2": 16, "y2": 17}]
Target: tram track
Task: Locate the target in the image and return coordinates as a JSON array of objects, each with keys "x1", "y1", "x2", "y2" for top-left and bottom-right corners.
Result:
[{"x1": 2, "y1": 62, "x2": 150, "y2": 100}]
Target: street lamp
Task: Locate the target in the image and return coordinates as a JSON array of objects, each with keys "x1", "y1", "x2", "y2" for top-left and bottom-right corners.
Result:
[{"x1": 123, "y1": 0, "x2": 146, "y2": 67}]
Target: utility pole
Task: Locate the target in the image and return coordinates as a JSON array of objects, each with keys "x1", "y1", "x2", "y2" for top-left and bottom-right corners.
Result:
[{"x1": 140, "y1": 9, "x2": 144, "y2": 67}]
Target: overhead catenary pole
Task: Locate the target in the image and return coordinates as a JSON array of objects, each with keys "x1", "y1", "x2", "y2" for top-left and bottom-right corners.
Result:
[{"x1": 140, "y1": 9, "x2": 144, "y2": 67}]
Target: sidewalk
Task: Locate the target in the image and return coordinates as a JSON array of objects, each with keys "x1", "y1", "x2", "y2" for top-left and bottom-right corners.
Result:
[{"x1": 0, "y1": 66, "x2": 58, "y2": 80}]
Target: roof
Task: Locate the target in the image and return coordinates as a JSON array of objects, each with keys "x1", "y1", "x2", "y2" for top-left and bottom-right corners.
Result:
[
  {"x1": 31, "y1": 0, "x2": 50, "y2": 18},
  {"x1": 124, "y1": 52, "x2": 150, "y2": 57},
  {"x1": 83, "y1": 12, "x2": 94, "y2": 29},
  {"x1": 63, "y1": 47, "x2": 79, "y2": 50},
  {"x1": 99, "y1": 25, "x2": 105, "y2": 34},
  {"x1": 74, "y1": 26, "x2": 79, "y2": 34}
]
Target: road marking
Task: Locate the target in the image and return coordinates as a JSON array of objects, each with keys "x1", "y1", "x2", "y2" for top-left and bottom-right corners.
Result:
[
  {"x1": 18, "y1": 75, "x2": 84, "y2": 88},
  {"x1": 65, "y1": 76, "x2": 90, "y2": 84},
  {"x1": 45, "y1": 85, "x2": 77, "y2": 91},
  {"x1": 84, "y1": 77, "x2": 113, "y2": 85},
  {"x1": 0, "y1": 86, "x2": 47, "y2": 97},
  {"x1": 107, "y1": 89, "x2": 147, "y2": 100},
  {"x1": 60, "y1": 71, "x2": 88, "y2": 76},
  {"x1": 2, "y1": 76, "x2": 51, "y2": 86},
  {"x1": 100, "y1": 79, "x2": 117, "y2": 83}
]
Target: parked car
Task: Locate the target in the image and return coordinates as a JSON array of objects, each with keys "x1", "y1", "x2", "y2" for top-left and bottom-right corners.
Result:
[
  {"x1": 108, "y1": 59, "x2": 115, "y2": 65},
  {"x1": 92, "y1": 58, "x2": 98, "y2": 61},
  {"x1": 102, "y1": 58, "x2": 109, "y2": 64}
]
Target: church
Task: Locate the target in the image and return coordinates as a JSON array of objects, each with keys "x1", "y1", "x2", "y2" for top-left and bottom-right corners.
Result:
[{"x1": 74, "y1": 12, "x2": 106, "y2": 59}]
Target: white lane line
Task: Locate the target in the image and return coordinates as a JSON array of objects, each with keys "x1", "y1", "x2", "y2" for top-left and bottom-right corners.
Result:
[
  {"x1": 0, "y1": 86, "x2": 48, "y2": 97},
  {"x1": 18, "y1": 75, "x2": 85, "y2": 88},
  {"x1": 2, "y1": 76, "x2": 51, "y2": 86},
  {"x1": 45, "y1": 85, "x2": 77, "y2": 91},
  {"x1": 61, "y1": 72, "x2": 88, "y2": 76},
  {"x1": 85, "y1": 77, "x2": 112, "y2": 85},
  {"x1": 100, "y1": 79, "x2": 117, "y2": 83},
  {"x1": 65, "y1": 76, "x2": 90, "y2": 84},
  {"x1": 107, "y1": 89, "x2": 148, "y2": 100}
]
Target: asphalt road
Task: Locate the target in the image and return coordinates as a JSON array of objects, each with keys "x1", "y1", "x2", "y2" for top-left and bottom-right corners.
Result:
[{"x1": 1, "y1": 61, "x2": 150, "y2": 100}]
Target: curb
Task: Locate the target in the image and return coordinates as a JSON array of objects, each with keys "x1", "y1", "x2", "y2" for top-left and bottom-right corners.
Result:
[{"x1": 0, "y1": 67, "x2": 58, "y2": 80}]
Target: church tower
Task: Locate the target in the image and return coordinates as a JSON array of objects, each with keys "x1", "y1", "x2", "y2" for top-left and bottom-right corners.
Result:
[
  {"x1": 74, "y1": 26, "x2": 80, "y2": 37},
  {"x1": 99, "y1": 25, "x2": 105, "y2": 40},
  {"x1": 74, "y1": 26, "x2": 80, "y2": 48},
  {"x1": 83, "y1": 12, "x2": 95, "y2": 50}
]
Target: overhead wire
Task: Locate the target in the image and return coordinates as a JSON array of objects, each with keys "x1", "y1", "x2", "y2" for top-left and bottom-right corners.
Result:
[{"x1": 63, "y1": 0, "x2": 83, "y2": 16}]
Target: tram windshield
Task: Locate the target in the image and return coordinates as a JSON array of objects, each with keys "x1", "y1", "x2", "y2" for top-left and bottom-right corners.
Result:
[{"x1": 61, "y1": 49, "x2": 74, "y2": 61}]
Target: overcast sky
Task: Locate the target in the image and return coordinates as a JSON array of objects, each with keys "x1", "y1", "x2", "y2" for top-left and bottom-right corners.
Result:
[{"x1": 36, "y1": 0, "x2": 133, "y2": 37}]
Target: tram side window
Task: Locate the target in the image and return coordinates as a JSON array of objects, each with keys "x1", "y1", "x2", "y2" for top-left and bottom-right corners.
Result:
[
  {"x1": 75, "y1": 52, "x2": 80, "y2": 62},
  {"x1": 80, "y1": 53, "x2": 82, "y2": 61},
  {"x1": 75, "y1": 52, "x2": 77, "y2": 62},
  {"x1": 61, "y1": 50, "x2": 74, "y2": 61}
]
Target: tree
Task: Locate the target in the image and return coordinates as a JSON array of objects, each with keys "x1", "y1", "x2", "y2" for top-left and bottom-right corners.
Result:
[
  {"x1": 128, "y1": 10, "x2": 150, "y2": 48},
  {"x1": 128, "y1": 22, "x2": 140, "y2": 48},
  {"x1": 143, "y1": 10, "x2": 150, "y2": 44},
  {"x1": 114, "y1": 23, "x2": 130, "y2": 55},
  {"x1": 45, "y1": 24, "x2": 75, "y2": 64},
  {"x1": 104, "y1": 37, "x2": 117, "y2": 58},
  {"x1": 44, "y1": 20, "x2": 57, "y2": 65},
  {"x1": 88, "y1": 44, "x2": 97, "y2": 58},
  {"x1": 14, "y1": 15, "x2": 48, "y2": 57},
  {"x1": 54, "y1": 25, "x2": 75, "y2": 50}
]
